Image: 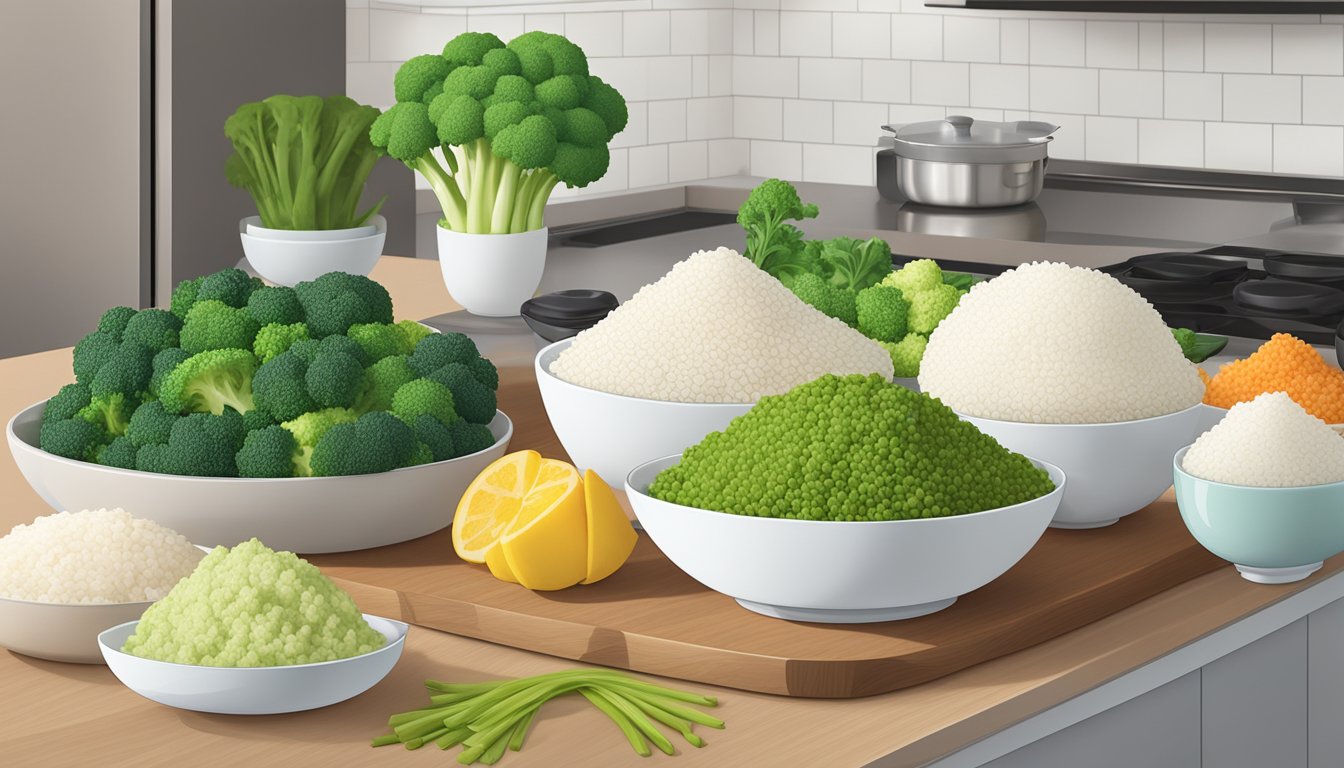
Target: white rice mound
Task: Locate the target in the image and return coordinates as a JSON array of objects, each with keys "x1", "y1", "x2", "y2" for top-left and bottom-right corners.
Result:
[
  {"x1": 1182, "y1": 392, "x2": 1344, "y2": 487},
  {"x1": 0, "y1": 509, "x2": 203, "y2": 604},
  {"x1": 549, "y1": 247, "x2": 895, "y2": 403},
  {"x1": 918, "y1": 261, "x2": 1205, "y2": 423}
]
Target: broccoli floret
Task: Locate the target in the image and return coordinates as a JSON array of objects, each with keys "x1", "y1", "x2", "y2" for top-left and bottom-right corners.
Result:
[
  {"x1": 97, "y1": 306, "x2": 138, "y2": 341},
  {"x1": 353, "y1": 354, "x2": 417, "y2": 414},
  {"x1": 855, "y1": 284, "x2": 910, "y2": 343},
  {"x1": 134, "y1": 443, "x2": 168, "y2": 474},
  {"x1": 815, "y1": 237, "x2": 893, "y2": 293},
  {"x1": 243, "y1": 408, "x2": 277, "y2": 432},
  {"x1": 126, "y1": 400, "x2": 178, "y2": 447},
  {"x1": 738, "y1": 179, "x2": 820, "y2": 281},
  {"x1": 447, "y1": 419, "x2": 497, "y2": 457},
  {"x1": 390, "y1": 378, "x2": 458, "y2": 426},
  {"x1": 282, "y1": 407, "x2": 360, "y2": 449},
  {"x1": 395, "y1": 320, "x2": 435, "y2": 354},
  {"x1": 77, "y1": 393, "x2": 135, "y2": 438},
  {"x1": 169, "y1": 276, "x2": 203, "y2": 320},
  {"x1": 40, "y1": 418, "x2": 107, "y2": 461},
  {"x1": 96, "y1": 436, "x2": 139, "y2": 470},
  {"x1": 90, "y1": 343, "x2": 154, "y2": 403},
  {"x1": 411, "y1": 413, "x2": 456, "y2": 462},
  {"x1": 254, "y1": 322, "x2": 310, "y2": 363},
  {"x1": 425, "y1": 363, "x2": 496, "y2": 424},
  {"x1": 195, "y1": 268, "x2": 260, "y2": 308},
  {"x1": 180, "y1": 300, "x2": 261, "y2": 354},
  {"x1": 246, "y1": 286, "x2": 306, "y2": 326},
  {"x1": 253, "y1": 352, "x2": 318, "y2": 422},
  {"x1": 407, "y1": 332, "x2": 479, "y2": 376},
  {"x1": 306, "y1": 351, "x2": 364, "y2": 409},
  {"x1": 310, "y1": 411, "x2": 420, "y2": 476},
  {"x1": 158, "y1": 349, "x2": 258, "y2": 416},
  {"x1": 236, "y1": 425, "x2": 302, "y2": 478},
  {"x1": 881, "y1": 333, "x2": 929, "y2": 378},
  {"x1": 884, "y1": 259, "x2": 944, "y2": 294},
  {"x1": 907, "y1": 283, "x2": 962, "y2": 335},
  {"x1": 121, "y1": 309, "x2": 182, "y2": 353},
  {"x1": 72, "y1": 331, "x2": 120, "y2": 386},
  {"x1": 149, "y1": 348, "x2": 192, "y2": 398},
  {"x1": 1172, "y1": 327, "x2": 1197, "y2": 359},
  {"x1": 316, "y1": 333, "x2": 370, "y2": 366},
  {"x1": 788, "y1": 272, "x2": 857, "y2": 327},
  {"x1": 467, "y1": 355, "x2": 500, "y2": 390},
  {"x1": 348, "y1": 323, "x2": 406, "y2": 363},
  {"x1": 44, "y1": 383, "x2": 91, "y2": 423},
  {"x1": 288, "y1": 338, "x2": 322, "y2": 364},
  {"x1": 294, "y1": 272, "x2": 394, "y2": 338},
  {"x1": 155, "y1": 410, "x2": 248, "y2": 477}
]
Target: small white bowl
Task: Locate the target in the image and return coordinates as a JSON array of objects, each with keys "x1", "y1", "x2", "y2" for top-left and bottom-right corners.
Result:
[
  {"x1": 626, "y1": 454, "x2": 1065, "y2": 623},
  {"x1": 240, "y1": 215, "x2": 386, "y2": 287},
  {"x1": 0, "y1": 596, "x2": 153, "y2": 664},
  {"x1": 437, "y1": 226, "x2": 547, "y2": 317},
  {"x1": 245, "y1": 217, "x2": 378, "y2": 242},
  {"x1": 99, "y1": 614, "x2": 408, "y2": 714},
  {"x1": 8, "y1": 404, "x2": 513, "y2": 554},
  {"x1": 535, "y1": 339, "x2": 754, "y2": 489},
  {"x1": 958, "y1": 403, "x2": 1206, "y2": 529}
]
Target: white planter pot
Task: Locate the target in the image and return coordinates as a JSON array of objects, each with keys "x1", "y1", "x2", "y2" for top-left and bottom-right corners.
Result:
[
  {"x1": 239, "y1": 215, "x2": 386, "y2": 287},
  {"x1": 437, "y1": 226, "x2": 547, "y2": 317}
]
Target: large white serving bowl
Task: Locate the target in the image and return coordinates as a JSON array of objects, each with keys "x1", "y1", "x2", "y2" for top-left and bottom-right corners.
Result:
[
  {"x1": 535, "y1": 339, "x2": 754, "y2": 488},
  {"x1": 0, "y1": 597, "x2": 153, "y2": 664},
  {"x1": 240, "y1": 215, "x2": 386, "y2": 287},
  {"x1": 626, "y1": 455, "x2": 1065, "y2": 623},
  {"x1": 958, "y1": 403, "x2": 1206, "y2": 529},
  {"x1": 98, "y1": 615, "x2": 407, "y2": 714},
  {"x1": 7, "y1": 403, "x2": 512, "y2": 554}
]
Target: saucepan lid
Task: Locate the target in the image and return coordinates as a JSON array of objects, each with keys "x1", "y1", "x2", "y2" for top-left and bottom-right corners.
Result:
[{"x1": 883, "y1": 116, "x2": 1058, "y2": 163}]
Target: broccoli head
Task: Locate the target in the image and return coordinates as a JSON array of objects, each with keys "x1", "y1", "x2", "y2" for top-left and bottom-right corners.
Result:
[
  {"x1": 236, "y1": 424, "x2": 303, "y2": 478},
  {"x1": 425, "y1": 363, "x2": 496, "y2": 424},
  {"x1": 158, "y1": 349, "x2": 258, "y2": 416},
  {"x1": 90, "y1": 342, "x2": 154, "y2": 402},
  {"x1": 282, "y1": 407, "x2": 360, "y2": 449},
  {"x1": 316, "y1": 333, "x2": 371, "y2": 366},
  {"x1": 254, "y1": 322, "x2": 310, "y2": 363},
  {"x1": 882, "y1": 333, "x2": 930, "y2": 379},
  {"x1": 155, "y1": 410, "x2": 248, "y2": 477},
  {"x1": 407, "y1": 332, "x2": 478, "y2": 376},
  {"x1": 390, "y1": 378, "x2": 458, "y2": 426},
  {"x1": 126, "y1": 400, "x2": 179, "y2": 447},
  {"x1": 288, "y1": 338, "x2": 322, "y2": 364},
  {"x1": 180, "y1": 300, "x2": 261, "y2": 354},
  {"x1": 121, "y1": 309, "x2": 182, "y2": 353},
  {"x1": 348, "y1": 322, "x2": 406, "y2": 363},
  {"x1": 467, "y1": 355, "x2": 500, "y2": 390},
  {"x1": 447, "y1": 420, "x2": 497, "y2": 456},
  {"x1": 39, "y1": 418, "x2": 107, "y2": 462},
  {"x1": 97, "y1": 306, "x2": 138, "y2": 341},
  {"x1": 306, "y1": 350, "x2": 365, "y2": 409},
  {"x1": 884, "y1": 259, "x2": 944, "y2": 294},
  {"x1": 252, "y1": 351, "x2": 318, "y2": 422},
  {"x1": 96, "y1": 436, "x2": 139, "y2": 470},
  {"x1": 411, "y1": 413, "x2": 456, "y2": 462},
  {"x1": 395, "y1": 320, "x2": 435, "y2": 354},
  {"x1": 72, "y1": 331, "x2": 120, "y2": 386},
  {"x1": 353, "y1": 354, "x2": 417, "y2": 414},
  {"x1": 169, "y1": 276, "x2": 203, "y2": 320},
  {"x1": 77, "y1": 393, "x2": 136, "y2": 438},
  {"x1": 243, "y1": 408, "x2": 277, "y2": 432},
  {"x1": 44, "y1": 383, "x2": 91, "y2": 423},
  {"x1": 907, "y1": 282, "x2": 962, "y2": 335},
  {"x1": 195, "y1": 268, "x2": 260, "y2": 309},
  {"x1": 149, "y1": 347, "x2": 192, "y2": 398},
  {"x1": 738, "y1": 179, "x2": 820, "y2": 280},
  {"x1": 855, "y1": 284, "x2": 910, "y2": 343},
  {"x1": 788, "y1": 272, "x2": 857, "y2": 328},
  {"x1": 816, "y1": 236, "x2": 893, "y2": 293},
  {"x1": 294, "y1": 272, "x2": 394, "y2": 338},
  {"x1": 310, "y1": 410, "x2": 420, "y2": 477},
  {"x1": 247, "y1": 286, "x2": 306, "y2": 326}
]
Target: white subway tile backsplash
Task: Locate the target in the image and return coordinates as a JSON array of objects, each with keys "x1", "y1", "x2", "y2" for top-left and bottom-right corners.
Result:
[
  {"x1": 564, "y1": 12, "x2": 624, "y2": 58},
  {"x1": 1099, "y1": 69, "x2": 1162, "y2": 118},
  {"x1": 733, "y1": 55, "x2": 799, "y2": 98},
  {"x1": 591, "y1": 56, "x2": 649, "y2": 102},
  {"x1": 628, "y1": 144, "x2": 670, "y2": 188},
  {"x1": 892, "y1": 15, "x2": 942, "y2": 61},
  {"x1": 708, "y1": 10, "x2": 733, "y2": 54},
  {"x1": 1274, "y1": 25, "x2": 1344, "y2": 75},
  {"x1": 648, "y1": 100, "x2": 688, "y2": 144},
  {"x1": 736, "y1": 96, "x2": 784, "y2": 139},
  {"x1": 803, "y1": 144, "x2": 874, "y2": 185},
  {"x1": 1164, "y1": 72, "x2": 1221, "y2": 121},
  {"x1": 1001, "y1": 19, "x2": 1028, "y2": 65},
  {"x1": 524, "y1": 14, "x2": 565, "y2": 35},
  {"x1": 781, "y1": 11, "x2": 832, "y2": 57},
  {"x1": 800, "y1": 57, "x2": 862, "y2": 100},
  {"x1": 833, "y1": 13, "x2": 892, "y2": 59},
  {"x1": 625, "y1": 11, "x2": 671, "y2": 57},
  {"x1": 582, "y1": 147, "x2": 628, "y2": 195},
  {"x1": 750, "y1": 140, "x2": 803, "y2": 179},
  {"x1": 708, "y1": 138, "x2": 749, "y2": 176},
  {"x1": 1085, "y1": 116, "x2": 1138, "y2": 163},
  {"x1": 693, "y1": 56, "x2": 709, "y2": 97},
  {"x1": 709, "y1": 55, "x2": 734, "y2": 96},
  {"x1": 1163, "y1": 23, "x2": 1203, "y2": 72},
  {"x1": 862, "y1": 59, "x2": 911, "y2": 103},
  {"x1": 1031, "y1": 20, "x2": 1086, "y2": 67},
  {"x1": 946, "y1": 107, "x2": 1004, "y2": 121},
  {"x1": 671, "y1": 10, "x2": 709, "y2": 55},
  {"x1": 1204, "y1": 24, "x2": 1271, "y2": 74},
  {"x1": 466, "y1": 14, "x2": 524, "y2": 41},
  {"x1": 347, "y1": 9, "x2": 369, "y2": 62},
  {"x1": 755, "y1": 11, "x2": 780, "y2": 56},
  {"x1": 650, "y1": 57, "x2": 696, "y2": 99},
  {"x1": 1304, "y1": 76, "x2": 1344, "y2": 124},
  {"x1": 369, "y1": 10, "x2": 464, "y2": 61},
  {"x1": 889, "y1": 104, "x2": 948, "y2": 125},
  {"x1": 346, "y1": 62, "x2": 398, "y2": 109},
  {"x1": 1087, "y1": 22, "x2": 1138, "y2": 70},
  {"x1": 913, "y1": 61, "x2": 969, "y2": 106},
  {"x1": 834, "y1": 101, "x2": 888, "y2": 144},
  {"x1": 610, "y1": 102, "x2": 648, "y2": 149},
  {"x1": 1139, "y1": 119, "x2": 1203, "y2": 167},
  {"x1": 1205, "y1": 122, "x2": 1273, "y2": 172},
  {"x1": 1274, "y1": 124, "x2": 1344, "y2": 175},
  {"x1": 687, "y1": 96, "x2": 734, "y2": 140},
  {"x1": 1138, "y1": 22, "x2": 1163, "y2": 70},
  {"x1": 944, "y1": 17, "x2": 998, "y2": 64},
  {"x1": 669, "y1": 141, "x2": 710, "y2": 183},
  {"x1": 783, "y1": 100, "x2": 835, "y2": 143},
  {"x1": 969, "y1": 64, "x2": 1028, "y2": 110},
  {"x1": 1224, "y1": 74, "x2": 1301, "y2": 123},
  {"x1": 1030, "y1": 112, "x2": 1083, "y2": 159},
  {"x1": 1032, "y1": 67, "x2": 1099, "y2": 114},
  {"x1": 733, "y1": 9, "x2": 754, "y2": 55}
]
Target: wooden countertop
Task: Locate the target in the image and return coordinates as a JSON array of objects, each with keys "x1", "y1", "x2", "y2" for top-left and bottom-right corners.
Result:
[{"x1": 2, "y1": 255, "x2": 1338, "y2": 768}]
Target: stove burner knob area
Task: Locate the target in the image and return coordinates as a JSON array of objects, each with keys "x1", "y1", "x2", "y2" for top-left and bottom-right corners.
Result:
[{"x1": 1233, "y1": 280, "x2": 1344, "y2": 316}]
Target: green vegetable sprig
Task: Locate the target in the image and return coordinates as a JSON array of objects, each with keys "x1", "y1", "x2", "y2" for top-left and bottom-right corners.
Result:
[
  {"x1": 1172, "y1": 327, "x2": 1228, "y2": 364},
  {"x1": 225, "y1": 95, "x2": 386, "y2": 231},
  {"x1": 372, "y1": 669, "x2": 724, "y2": 763}
]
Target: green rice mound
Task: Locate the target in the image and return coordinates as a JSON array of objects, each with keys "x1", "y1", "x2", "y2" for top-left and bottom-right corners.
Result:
[
  {"x1": 649, "y1": 374, "x2": 1055, "y2": 521},
  {"x1": 122, "y1": 538, "x2": 385, "y2": 667}
]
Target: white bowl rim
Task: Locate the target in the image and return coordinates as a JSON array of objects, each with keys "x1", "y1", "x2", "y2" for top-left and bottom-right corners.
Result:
[
  {"x1": 240, "y1": 214, "x2": 385, "y2": 236},
  {"x1": 1173, "y1": 444, "x2": 1344, "y2": 492},
  {"x1": 98, "y1": 613, "x2": 409, "y2": 671},
  {"x1": 7, "y1": 402, "x2": 513, "y2": 484},
  {"x1": 626, "y1": 452, "x2": 1066, "y2": 527},
  {"x1": 240, "y1": 229, "x2": 386, "y2": 247},
  {"x1": 535, "y1": 338, "x2": 760, "y2": 409},
  {"x1": 951, "y1": 401, "x2": 1207, "y2": 428},
  {"x1": 0, "y1": 593, "x2": 156, "y2": 609}
]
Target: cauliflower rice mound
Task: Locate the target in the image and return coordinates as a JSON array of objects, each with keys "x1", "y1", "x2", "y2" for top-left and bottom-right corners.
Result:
[
  {"x1": 0, "y1": 508, "x2": 202, "y2": 604},
  {"x1": 1182, "y1": 392, "x2": 1344, "y2": 488},
  {"x1": 549, "y1": 248, "x2": 895, "y2": 403},
  {"x1": 918, "y1": 261, "x2": 1205, "y2": 424}
]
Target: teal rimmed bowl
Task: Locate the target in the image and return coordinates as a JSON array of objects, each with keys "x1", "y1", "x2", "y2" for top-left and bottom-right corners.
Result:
[{"x1": 1172, "y1": 446, "x2": 1344, "y2": 584}]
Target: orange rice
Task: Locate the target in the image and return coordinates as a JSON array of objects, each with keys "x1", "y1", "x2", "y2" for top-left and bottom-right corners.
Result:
[{"x1": 1203, "y1": 333, "x2": 1344, "y2": 423}]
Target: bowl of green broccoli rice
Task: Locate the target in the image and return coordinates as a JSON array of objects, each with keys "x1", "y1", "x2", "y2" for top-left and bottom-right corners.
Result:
[
  {"x1": 627, "y1": 374, "x2": 1065, "y2": 623},
  {"x1": 7, "y1": 268, "x2": 513, "y2": 554}
]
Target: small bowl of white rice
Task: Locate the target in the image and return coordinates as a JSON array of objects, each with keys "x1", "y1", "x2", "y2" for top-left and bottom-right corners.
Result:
[
  {"x1": 0, "y1": 508, "x2": 203, "y2": 663},
  {"x1": 1174, "y1": 392, "x2": 1344, "y2": 584},
  {"x1": 536, "y1": 248, "x2": 895, "y2": 488}
]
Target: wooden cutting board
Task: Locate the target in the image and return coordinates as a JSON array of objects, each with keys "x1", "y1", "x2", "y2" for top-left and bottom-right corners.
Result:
[{"x1": 310, "y1": 368, "x2": 1226, "y2": 699}]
